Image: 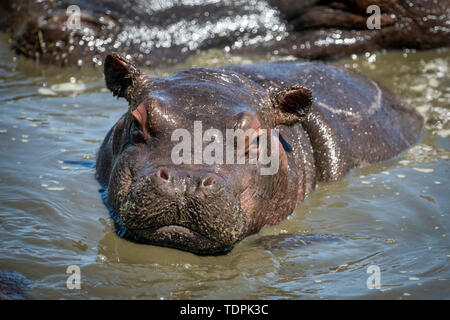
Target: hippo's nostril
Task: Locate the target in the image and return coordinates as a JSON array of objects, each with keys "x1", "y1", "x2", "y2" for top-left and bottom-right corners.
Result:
[
  {"x1": 157, "y1": 169, "x2": 170, "y2": 181},
  {"x1": 202, "y1": 176, "x2": 216, "y2": 187}
]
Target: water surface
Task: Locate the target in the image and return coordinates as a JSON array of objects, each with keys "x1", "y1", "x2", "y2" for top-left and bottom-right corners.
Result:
[{"x1": 0, "y1": 33, "x2": 448, "y2": 299}]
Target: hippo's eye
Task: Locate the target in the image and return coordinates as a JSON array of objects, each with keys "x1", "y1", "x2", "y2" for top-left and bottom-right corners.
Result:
[
  {"x1": 251, "y1": 135, "x2": 260, "y2": 148},
  {"x1": 132, "y1": 119, "x2": 141, "y2": 131},
  {"x1": 129, "y1": 119, "x2": 146, "y2": 143},
  {"x1": 128, "y1": 102, "x2": 150, "y2": 144},
  {"x1": 247, "y1": 135, "x2": 260, "y2": 154}
]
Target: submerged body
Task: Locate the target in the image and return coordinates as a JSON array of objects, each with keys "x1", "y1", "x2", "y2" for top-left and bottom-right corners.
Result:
[{"x1": 97, "y1": 54, "x2": 422, "y2": 254}]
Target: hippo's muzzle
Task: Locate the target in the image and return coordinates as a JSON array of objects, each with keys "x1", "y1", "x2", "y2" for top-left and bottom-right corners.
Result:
[{"x1": 109, "y1": 164, "x2": 248, "y2": 254}]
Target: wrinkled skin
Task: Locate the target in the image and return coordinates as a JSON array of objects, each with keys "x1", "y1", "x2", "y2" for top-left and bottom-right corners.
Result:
[
  {"x1": 1, "y1": 0, "x2": 448, "y2": 67},
  {"x1": 97, "y1": 53, "x2": 422, "y2": 254}
]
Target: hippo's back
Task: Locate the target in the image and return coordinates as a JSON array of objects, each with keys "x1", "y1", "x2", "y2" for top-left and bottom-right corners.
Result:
[{"x1": 224, "y1": 62, "x2": 423, "y2": 181}]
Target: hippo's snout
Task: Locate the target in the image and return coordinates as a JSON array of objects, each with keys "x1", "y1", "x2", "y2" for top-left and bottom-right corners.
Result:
[{"x1": 110, "y1": 164, "x2": 246, "y2": 254}]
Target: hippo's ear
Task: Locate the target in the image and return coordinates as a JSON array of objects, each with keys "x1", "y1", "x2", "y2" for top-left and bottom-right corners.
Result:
[
  {"x1": 104, "y1": 53, "x2": 141, "y2": 100},
  {"x1": 270, "y1": 85, "x2": 313, "y2": 126}
]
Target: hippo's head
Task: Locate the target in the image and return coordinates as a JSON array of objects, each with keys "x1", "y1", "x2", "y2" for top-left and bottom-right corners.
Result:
[{"x1": 98, "y1": 54, "x2": 312, "y2": 254}]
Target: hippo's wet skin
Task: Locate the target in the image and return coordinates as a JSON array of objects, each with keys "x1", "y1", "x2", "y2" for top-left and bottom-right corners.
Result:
[
  {"x1": 96, "y1": 53, "x2": 422, "y2": 254},
  {"x1": 262, "y1": 0, "x2": 450, "y2": 60},
  {"x1": 1, "y1": 0, "x2": 448, "y2": 67}
]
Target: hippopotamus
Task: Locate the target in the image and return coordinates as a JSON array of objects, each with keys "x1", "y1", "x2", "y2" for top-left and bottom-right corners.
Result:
[
  {"x1": 1, "y1": 0, "x2": 448, "y2": 67},
  {"x1": 96, "y1": 53, "x2": 422, "y2": 254}
]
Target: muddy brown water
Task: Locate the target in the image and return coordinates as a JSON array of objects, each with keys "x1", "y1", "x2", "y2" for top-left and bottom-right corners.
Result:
[{"x1": 0, "y1": 33, "x2": 448, "y2": 299}]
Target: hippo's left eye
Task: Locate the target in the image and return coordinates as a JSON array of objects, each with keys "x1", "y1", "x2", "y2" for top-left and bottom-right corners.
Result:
[{"x1": 129, "y1": 119, "x2": 146, "y2": 143}]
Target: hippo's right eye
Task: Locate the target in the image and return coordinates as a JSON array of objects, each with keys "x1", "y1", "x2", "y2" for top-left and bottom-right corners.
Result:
[
  {"x1": 132, "y1": 119, "x2": 142, "y2": 132},
  {"x1": 129, "y1": 103, "x2": 150, "y2": 144}
]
